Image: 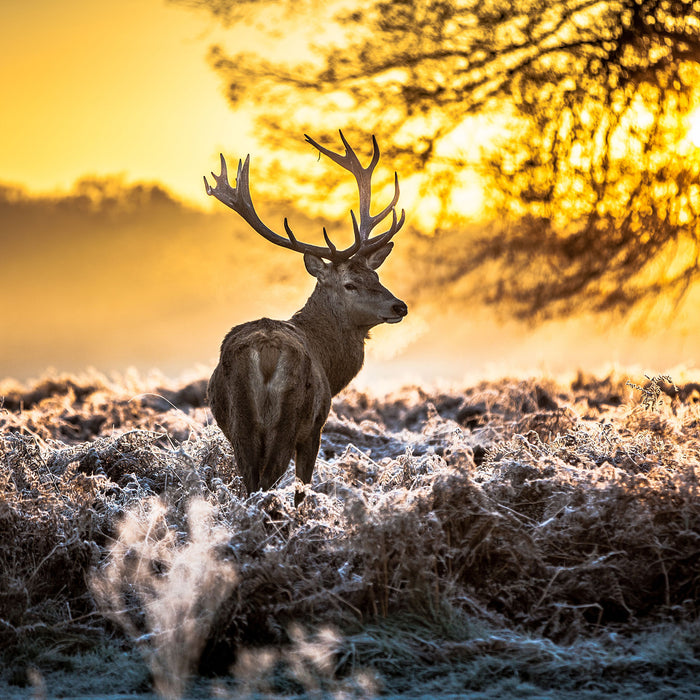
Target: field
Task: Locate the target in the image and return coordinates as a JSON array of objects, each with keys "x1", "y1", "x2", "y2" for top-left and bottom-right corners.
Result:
[{"x1": 0, "y1": 369, "x2": 699, "y2": 699}]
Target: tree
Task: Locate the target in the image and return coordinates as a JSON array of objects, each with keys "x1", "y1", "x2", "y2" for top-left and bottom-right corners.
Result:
[{"x1": 177, "y1": 0, "x2": 700, "y2": 320}]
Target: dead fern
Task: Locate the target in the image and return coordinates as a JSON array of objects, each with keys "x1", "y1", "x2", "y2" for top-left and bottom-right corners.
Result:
[{"x1": 626, "y1": 374, "x2": 678, "y2": 411}]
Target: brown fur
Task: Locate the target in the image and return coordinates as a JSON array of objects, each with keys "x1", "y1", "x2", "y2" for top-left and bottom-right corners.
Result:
[{"x1": 208, "y1": 248, "x2": 407, "y2": 503}]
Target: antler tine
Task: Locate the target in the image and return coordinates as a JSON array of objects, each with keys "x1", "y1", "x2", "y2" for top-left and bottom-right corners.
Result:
[
  {"x1": 283, "y1": 218, "x2": 298, "y2": 245},
  {"x1": 366, "y1": 171, "x2": 400, "y2": 231},
  {"x1": 322, "y1": 228, "x2": 337, "y2": 257},
  {"x1": 348, "y1": 211, "x2": 363, "y2": 256},
  {"x1": 364, "y1": 133, "x2": 381, "y2": 174},
  {"x1": 305, "y1": 131, "x2": 355, "y2": 171},
  {"x1": 204, "y1": 152, "x2": 229, "y2": 196}
]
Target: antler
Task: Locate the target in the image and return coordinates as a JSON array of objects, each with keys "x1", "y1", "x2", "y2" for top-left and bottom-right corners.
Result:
[
  {"x1": 304, "y1": 130, "x2": 406, "y2": 258},
  {"x1": 204, "y1": 131, "x2": 405, "y2": 263},
  {"x1": 204, "y1": 153, "x2": 346, "y2": 260}
]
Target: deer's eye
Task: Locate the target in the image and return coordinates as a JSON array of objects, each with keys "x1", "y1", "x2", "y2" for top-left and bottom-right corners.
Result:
[{"x1": 344, "y1": 283, "x2": 358, "y2": 291}]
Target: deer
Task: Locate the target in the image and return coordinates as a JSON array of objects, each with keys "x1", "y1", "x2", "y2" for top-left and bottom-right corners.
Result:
[{"x1": 204, "y1": 131, "x2": 407, "y2": 505}]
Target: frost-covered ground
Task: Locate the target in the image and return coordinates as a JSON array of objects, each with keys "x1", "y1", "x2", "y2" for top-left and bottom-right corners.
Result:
[{"x1": 0, "y1": 370, "x2": 699, "y2": 699}]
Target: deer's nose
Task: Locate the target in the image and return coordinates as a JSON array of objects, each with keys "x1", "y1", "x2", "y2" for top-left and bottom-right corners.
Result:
[{"x1": 392, "y1": 301, "x2": 408, "y2": 318}]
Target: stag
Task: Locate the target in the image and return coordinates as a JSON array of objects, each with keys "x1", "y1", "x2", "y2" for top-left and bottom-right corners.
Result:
[{"x1": 205, "y1": 131, "x2": 407, "y2": 504}]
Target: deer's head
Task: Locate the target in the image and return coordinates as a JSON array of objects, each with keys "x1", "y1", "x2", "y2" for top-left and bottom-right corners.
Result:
[
  {"x1": 303, "y1": 245, "x2": 407, "y2": 329},
  {"x1": 204, "y1": 131, "x2": 407, "y2": 329}
]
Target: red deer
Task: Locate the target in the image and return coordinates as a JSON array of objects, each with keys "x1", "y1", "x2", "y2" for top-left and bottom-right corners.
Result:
[{"x1": 204, "y1": 132, "x2": 407, "y2": 504}]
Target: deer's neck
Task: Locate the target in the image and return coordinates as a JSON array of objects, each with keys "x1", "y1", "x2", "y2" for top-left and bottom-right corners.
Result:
[{"x1": 292, "y1": 290, "x2": 368, "y2": 396}]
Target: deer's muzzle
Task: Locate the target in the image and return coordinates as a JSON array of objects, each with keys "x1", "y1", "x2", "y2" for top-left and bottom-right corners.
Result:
[{"x1": 384, "y1": 300, "x2": 408, "y2": 323}]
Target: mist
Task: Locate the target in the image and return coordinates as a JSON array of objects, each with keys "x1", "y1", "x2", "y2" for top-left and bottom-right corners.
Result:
[
  {"x1": 1, "y1": 178, "x2": 308, "y2": 380},
  {"x1": 2, "y1": 178, "x2": 698, "y2": 386}
]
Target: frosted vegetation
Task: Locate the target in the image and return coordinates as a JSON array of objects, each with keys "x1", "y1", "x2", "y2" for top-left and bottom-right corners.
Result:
[{"x1": 0, "y1": 370, "x2": 699, "y2": 698}]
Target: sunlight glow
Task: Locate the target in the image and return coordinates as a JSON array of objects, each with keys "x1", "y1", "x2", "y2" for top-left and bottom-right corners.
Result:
[
  {"x1": 449, "y1": 177, "x2": 485, "y2": 220},
  {"x1": 686, "y1": 107, "x2": 700, "y2": 147}
]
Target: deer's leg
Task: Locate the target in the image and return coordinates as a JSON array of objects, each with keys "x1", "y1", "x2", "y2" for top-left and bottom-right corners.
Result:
[
  {"x1": 232, "y1": 432, "x2": 263, "y2": 494},
  {"x1": 258, "y1": 439, "x2": 296, "y2": 492},
  {"x1": 295, "y1": 432, "x2": 321, "y2": 483},
  {"x1": 294, "y1": 429, "x2": 322, "y2": 506}
]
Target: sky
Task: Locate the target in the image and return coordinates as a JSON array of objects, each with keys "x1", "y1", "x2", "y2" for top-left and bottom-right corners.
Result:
[
  {"x1": 0, "y1": 0, "x2": 253, "y2": 205},
  {"x1": 2, "y1": 0, "x2": 700, "y2": 387}
]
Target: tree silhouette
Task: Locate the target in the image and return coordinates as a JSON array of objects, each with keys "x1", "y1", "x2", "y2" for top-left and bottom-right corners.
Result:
[{"x1": 178, "y1": 0, "x2": 700, "y2": 319}]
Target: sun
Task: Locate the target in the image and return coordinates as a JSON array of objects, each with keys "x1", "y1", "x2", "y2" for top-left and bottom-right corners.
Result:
[{"x1": 686, "y1": 107, "x2": 700, "y2": 147}]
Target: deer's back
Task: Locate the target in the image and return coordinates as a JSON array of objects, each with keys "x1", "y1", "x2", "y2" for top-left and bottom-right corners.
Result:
[{"x1": 208, "y1": 318, "x2": 330, "y2": 443}]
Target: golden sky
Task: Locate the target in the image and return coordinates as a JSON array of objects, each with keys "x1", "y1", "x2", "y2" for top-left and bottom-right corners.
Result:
[{"x1": 0, "y1": 0, "x2": 257, "y2": 204}]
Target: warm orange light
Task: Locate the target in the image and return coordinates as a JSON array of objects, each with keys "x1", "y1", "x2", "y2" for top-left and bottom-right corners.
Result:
[{"x1": 686, "y1": 107, "x2": 700, "y2": 147}]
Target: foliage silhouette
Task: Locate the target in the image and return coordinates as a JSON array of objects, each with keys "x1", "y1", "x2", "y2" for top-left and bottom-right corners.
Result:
[{"x1": 177, "y1": 0, "x2": 700, "y2": 319}]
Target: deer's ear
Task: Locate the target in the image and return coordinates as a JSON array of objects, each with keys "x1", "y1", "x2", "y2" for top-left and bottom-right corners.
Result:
[
  {"x1": 304, "y1": 252, "x2": 330, "y2": 279},
  {"x1": 364, "y1": 242, "x2": 394, "y2": 270}
]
